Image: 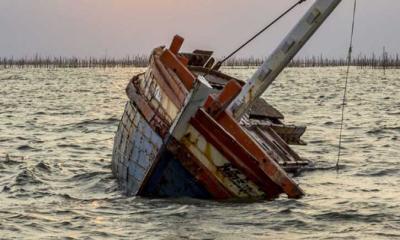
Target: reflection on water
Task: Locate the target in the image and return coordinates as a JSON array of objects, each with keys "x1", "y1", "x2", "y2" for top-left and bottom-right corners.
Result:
[{"x1": 0, "y1": 67, "x2": 399, "y2": 239}]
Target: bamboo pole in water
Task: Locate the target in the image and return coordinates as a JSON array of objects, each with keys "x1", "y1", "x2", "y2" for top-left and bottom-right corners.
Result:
[{"x1": 1, "y1": 54, "x2": 400, "y2": 69}]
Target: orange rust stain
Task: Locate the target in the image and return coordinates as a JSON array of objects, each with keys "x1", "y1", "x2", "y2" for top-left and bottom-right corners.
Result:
[
  {"x1": 182, "y1": 133, "x2": 244, "y2": 197},
  {"x1": 190, "y1": 109, "x2": 283, "y2": 198},
  {"x1": 214, "y1": 111, "x2": 304, "y2": 198}
]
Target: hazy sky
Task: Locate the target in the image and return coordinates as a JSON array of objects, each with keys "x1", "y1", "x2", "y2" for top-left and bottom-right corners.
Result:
[{"x1": 1, "y1": 0, "x2": 399, "y2": 59}]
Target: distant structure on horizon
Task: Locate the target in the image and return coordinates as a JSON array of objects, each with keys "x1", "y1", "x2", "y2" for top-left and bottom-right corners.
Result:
[{"x1": 1, "y1": 52, "x2": 399, "y2": 69}]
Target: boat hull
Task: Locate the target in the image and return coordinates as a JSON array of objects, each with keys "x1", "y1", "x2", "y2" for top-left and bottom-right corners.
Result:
[{"x1": 112, "y1": 35, "x2": 308, "y2": 200}]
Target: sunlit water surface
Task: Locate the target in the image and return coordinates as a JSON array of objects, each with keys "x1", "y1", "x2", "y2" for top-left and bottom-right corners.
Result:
[{"x1": 0, "y1": 67, "x2": 399, "y2": 239}]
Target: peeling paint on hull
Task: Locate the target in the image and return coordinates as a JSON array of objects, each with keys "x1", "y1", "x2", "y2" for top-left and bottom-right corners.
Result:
[{"x1": 112, "y1": 36, "x2": 310, "y2": 200}]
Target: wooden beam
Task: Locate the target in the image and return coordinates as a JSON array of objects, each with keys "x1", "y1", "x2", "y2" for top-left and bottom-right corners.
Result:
[
  {"x1": 160, "y1": 49, "x2": 195, "y2": 90},
  {"x1": 169, "y1": 35, "x2": 184, "y2": 54}
]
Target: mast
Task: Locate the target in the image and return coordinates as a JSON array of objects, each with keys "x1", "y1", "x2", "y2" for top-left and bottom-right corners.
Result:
[{"x1": 228, "y1": 0, "x2": 342, "y2": 119}]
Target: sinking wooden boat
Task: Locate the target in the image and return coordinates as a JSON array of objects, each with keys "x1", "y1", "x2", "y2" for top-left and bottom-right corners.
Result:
[
  {"x1": 112, "y1": 0, "x2": 342, "y2": 200},
  {"x1": 112, "y1": 38, "x2": 306, "y2": 199}
]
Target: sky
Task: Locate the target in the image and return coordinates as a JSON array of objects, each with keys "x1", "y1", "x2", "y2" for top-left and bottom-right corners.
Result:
[{"x1": 1, "y1": 0, "x2": 399, "y2": 59}]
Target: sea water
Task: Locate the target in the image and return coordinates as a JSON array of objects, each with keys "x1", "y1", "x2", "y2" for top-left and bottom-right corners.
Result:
[{"x1": 0, "y1": 67, "x2": 399, "y2": 239}]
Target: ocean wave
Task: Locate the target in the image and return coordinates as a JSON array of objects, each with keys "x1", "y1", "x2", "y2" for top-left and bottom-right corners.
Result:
[
  {"x1": 14, "y1": 169, "x2": 43, "y2": 186},
  {"x1": 1, "y1": 67, "x2": 399, "y2": 239}
]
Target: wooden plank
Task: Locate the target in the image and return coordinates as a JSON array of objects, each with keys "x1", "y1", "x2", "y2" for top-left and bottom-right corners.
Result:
[
  {"x1": 248, "y1": 98, "x2": 285, "y2": 120},
  {"x1": 160, "y1": 49, "x2": 195, "y2": 90},
  {"x1": 125, "y1": 79, "x2": 170, "y2": 138},
  {"x1": 170, "y1": 76, "x2": 213, "y2": 140},
  {"x1": 165, "y1": 68, "x2": 189, "y2": 99},
  {"x1": 182, "y1": 125, "x2": 266, "y2": 198},
  {"x1": 270, "y1": 124, "x2": 307, "y2": 145},
  {"x1": 169, "y1": 35, "x2": 184, "y2": 54},
  {"x1": 256, "y1": 126, "x2": 303, "y2": 162},
  {"x1": 214, "y1": 111, "x2": 304, "y2": 199},
  {"x1": 190, "y1": 109, "x2": 283, "y2": 198},
  {"x1": 152, "y1": 57, "x2": 186, "y2": 107},
  {"x1": 167, "y1": 139, "x2": 234, "y2": 199},
  {"x1": 204, "y1": 80, "x2": 242, "y2": 117}
]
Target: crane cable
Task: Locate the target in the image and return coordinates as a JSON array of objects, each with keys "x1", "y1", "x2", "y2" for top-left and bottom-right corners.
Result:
[
  {"x1": 211, "y1": 0, "x2": 307, "y2": 70},
  {"x1": 337, "y1": 0, "x2": 357, "y2": 170}
]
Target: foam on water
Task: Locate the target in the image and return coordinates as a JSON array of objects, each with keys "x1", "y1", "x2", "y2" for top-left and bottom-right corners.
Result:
[{"x1": 0, "y1": 67, "x2": 399, "y2": 239}]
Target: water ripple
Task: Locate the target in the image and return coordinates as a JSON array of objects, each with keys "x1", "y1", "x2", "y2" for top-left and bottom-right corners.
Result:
[{"x1": 0, "y1": 67, "x2": 399, "y2": 239}]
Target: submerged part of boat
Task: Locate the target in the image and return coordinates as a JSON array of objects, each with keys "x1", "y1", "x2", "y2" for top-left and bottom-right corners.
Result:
[{"x1": 112, "y1": 0, "x2": 342, "y2": 200}]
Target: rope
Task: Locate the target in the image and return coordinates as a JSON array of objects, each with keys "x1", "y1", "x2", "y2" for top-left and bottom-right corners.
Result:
[
  {"x1": 212, "y1": 0, "x2": 307, "y2": 70},
  {"x1": 337, "y1": 0, "x2": 357, "y2": 170}
]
